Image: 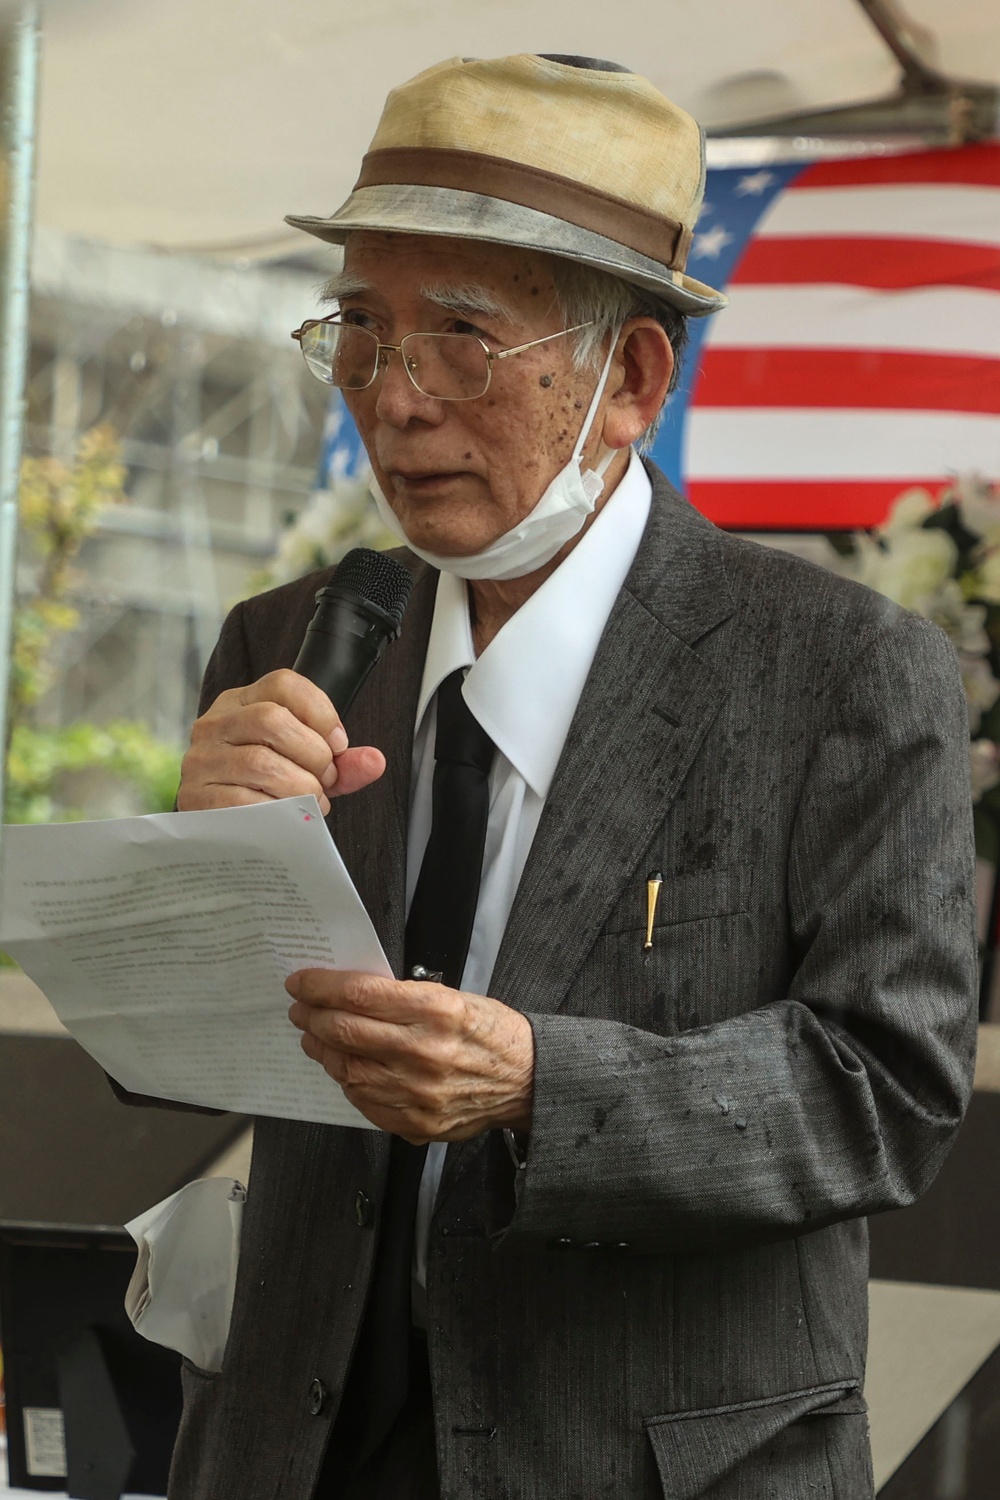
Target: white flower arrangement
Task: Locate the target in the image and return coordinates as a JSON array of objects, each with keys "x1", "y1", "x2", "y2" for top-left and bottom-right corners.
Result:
[{"x1": 829, "y1": 474, "x2": 1000, "y2": 813}]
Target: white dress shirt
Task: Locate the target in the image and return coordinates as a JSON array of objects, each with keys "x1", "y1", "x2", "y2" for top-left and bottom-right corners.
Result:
[{"x1": 408, "y1": 449, "x2": 652, "y2": 1310}]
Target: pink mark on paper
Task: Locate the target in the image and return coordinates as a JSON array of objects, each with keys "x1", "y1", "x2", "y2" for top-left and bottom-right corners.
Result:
[{"x1": 303, "y1": 813, "x2": 314, "y2": 822}]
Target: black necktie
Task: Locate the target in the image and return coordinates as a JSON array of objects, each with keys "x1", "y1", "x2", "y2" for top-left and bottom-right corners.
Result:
[
  {"x1": 330, "y1": 669, "x2": 495, "y2": 1471},
  {"x1": 405, "y1": 668, "x2": 496, "y2": 988}
]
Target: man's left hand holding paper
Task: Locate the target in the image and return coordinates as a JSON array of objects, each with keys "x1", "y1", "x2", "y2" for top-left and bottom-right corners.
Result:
[{"x1": 285, "y1": 968, "x2": 534, "y2": 1145}]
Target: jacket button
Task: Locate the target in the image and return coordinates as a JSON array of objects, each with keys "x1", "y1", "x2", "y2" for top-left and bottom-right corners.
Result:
[
  {"x1": 307, "y1": 1378, "x2": 328, "y2": 1416},
  {"x1": 581, "y1": 1241, "x2": 604, "y2": 1250},
  {"x1": 355, "y1": 1190, "x2": 373, "y2": 1226},
  {"x1": 612, "y1": 1242, "x2": 632, "y2": 1252},
  {"x1": 550, "y1": 1237, "x2": 574, "y2": 1249}
]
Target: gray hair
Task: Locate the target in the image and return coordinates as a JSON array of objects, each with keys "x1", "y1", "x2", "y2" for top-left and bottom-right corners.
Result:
[{"x1": 547, "y1": 257, "x2": 689, "y2": 452}]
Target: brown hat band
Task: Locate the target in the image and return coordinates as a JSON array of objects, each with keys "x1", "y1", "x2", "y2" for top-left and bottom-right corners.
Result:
[{"x1": 354, "y1": 147, "x2": 693, "y2": 272}]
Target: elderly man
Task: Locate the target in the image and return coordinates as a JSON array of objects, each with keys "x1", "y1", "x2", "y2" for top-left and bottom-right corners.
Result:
[{"x1": 169, "y1": 53, "x2": 977, "y2": 1500}]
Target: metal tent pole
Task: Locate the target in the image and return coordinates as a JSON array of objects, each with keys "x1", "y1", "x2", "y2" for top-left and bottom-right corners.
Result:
[{"x1": 0, "y1": 1, "x2": 40, "y2": 842}]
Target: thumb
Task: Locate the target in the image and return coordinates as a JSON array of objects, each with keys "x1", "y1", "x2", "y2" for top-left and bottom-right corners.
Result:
[{"x1": 329, "y1": 745, "x2": 386, "y2": 797}]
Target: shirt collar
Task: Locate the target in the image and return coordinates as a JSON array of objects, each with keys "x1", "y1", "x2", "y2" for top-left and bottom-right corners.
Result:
[{"x1": 415, "y1": 449, "x2": 652, "y2": 799}]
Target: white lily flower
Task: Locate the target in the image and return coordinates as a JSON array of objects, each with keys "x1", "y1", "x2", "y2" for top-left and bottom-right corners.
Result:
[
  {"x1": 970, "y1": 542, "x2": 1000, "y2": 605},
  {"x1": 953, "y1": 474, "x2": 1000, "y2": 540},
  {"x1": 861, "y1": 528, "x2": 958, "y2": 612},
  {"x1": 879, "y1": 487, "x2": 936, "y2": 537},
  {"x1": 960, "y1": 654, "x2": 1000, "y2": 735},
  {"x1": 918, "y1": 580, "x2": 991, "y2": 655},
  {"x1": 971, "y1": 738, "x2": 1000, "y2": 802},
  {"x1": 825, "y1": 476, "x2": 1000, "y2": 778}
]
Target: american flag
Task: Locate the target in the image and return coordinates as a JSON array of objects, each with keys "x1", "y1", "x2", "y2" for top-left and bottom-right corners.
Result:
[{"x1": 651, "y1": 142, "x2": 1000, "y2": 530}]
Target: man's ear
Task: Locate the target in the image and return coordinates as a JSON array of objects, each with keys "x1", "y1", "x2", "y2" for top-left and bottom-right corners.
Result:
[{"x1": 601, "y1": 321, "x2": 674, "y2": 450}]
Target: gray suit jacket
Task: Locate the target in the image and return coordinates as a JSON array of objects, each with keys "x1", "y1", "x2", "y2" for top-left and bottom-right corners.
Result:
[{"x1": 167, "y1": 466, "x2": 978, "y2": 1500}]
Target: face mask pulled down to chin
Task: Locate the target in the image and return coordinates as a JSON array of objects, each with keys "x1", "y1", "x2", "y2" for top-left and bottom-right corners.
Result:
[{"x1": 369, "y1": 344, "x2": 618, "y2": 583}]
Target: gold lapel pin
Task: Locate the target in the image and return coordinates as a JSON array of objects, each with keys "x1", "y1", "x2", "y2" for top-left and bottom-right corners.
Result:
[{"x1": 644, "y1": 871, "x2": 663, "y2": 952}]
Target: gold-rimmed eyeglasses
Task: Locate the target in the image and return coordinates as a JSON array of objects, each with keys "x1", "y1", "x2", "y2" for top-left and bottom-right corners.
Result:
[{"x1": 290, "y1": 317, "x2": 595, "y2": 402}]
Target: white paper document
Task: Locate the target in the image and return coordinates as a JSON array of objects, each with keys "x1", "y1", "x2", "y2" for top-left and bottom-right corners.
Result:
[{"x1": 0, "y1": 796, "x2": 391, "y2": 1127}]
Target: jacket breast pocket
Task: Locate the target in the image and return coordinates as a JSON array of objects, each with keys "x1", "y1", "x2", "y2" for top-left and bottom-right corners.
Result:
[
  {"x1": 645, "y1": 1381, "x2": 870, "y2": 1500},
  {"x1": 577, "y1": 867, "x2": 756, "y2": 1032},
  {"x1": 603, "y1": 866, "x2": 752, "y2": 935}
]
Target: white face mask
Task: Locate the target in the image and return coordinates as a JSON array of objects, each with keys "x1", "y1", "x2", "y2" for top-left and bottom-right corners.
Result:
[{"x1": 369, "y1": 343, "x2": 618, "y2": 582}]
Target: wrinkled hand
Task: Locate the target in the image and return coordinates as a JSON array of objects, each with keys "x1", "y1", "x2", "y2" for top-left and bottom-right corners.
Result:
[
  {"x1": 177, "y1": 669, "x2": 385, "y2": 815},
  {"x1": 285, "y1": 969, "x2": 535, "y2": 1144}
]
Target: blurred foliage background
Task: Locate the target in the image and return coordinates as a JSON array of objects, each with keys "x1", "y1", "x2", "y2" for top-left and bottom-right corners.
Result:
[{"x1": 6, "y1": 425, "x2": 182, "y2": 828}]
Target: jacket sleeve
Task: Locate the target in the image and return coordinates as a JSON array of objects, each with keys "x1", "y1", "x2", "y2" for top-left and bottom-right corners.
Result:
[
  {"x1": 504, "y1": 614, "x2": 979, "y2": 1255},
  {"x1": 193, "y1": 599, "x2": 256, "y2": 716}
]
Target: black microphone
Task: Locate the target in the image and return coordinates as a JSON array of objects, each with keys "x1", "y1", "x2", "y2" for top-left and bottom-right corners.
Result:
[{"x1": 293, "y1": 547, "x2": 414, "y2": 714}]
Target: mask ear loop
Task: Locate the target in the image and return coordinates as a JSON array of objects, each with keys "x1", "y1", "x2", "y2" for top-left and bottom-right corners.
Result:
[
  {"x1": 573, "y1": 339, "x2": 619, "y2": 501},
  {"x1": 575, "y1": 337, "x2": 620, "y2": 489}
]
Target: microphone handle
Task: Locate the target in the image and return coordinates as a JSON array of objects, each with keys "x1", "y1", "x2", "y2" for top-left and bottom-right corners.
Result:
[{"x1": 292, "y1": 590, "x2": 399, "y2": 715}]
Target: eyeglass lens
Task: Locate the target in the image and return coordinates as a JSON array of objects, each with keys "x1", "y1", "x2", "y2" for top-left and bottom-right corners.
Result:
[{"x1": 299, "y1": 324, "x2": 491, "y2": 400}]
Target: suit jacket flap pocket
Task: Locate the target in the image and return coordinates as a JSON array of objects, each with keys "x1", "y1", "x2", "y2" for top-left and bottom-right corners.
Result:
[
  {"x1": 645, "y1": 1380, "x2": 862, "y2": 1500},
  {"x1": 605, "y1": 865, "x2": 751, "y2": 934}
]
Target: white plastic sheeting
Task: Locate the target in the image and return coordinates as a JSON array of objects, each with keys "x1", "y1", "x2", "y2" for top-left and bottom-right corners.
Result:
[{"x1": 34, "y1": 0, "x2": 1000, "y2": 254}]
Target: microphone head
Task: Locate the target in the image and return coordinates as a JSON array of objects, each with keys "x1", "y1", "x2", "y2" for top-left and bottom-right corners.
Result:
[{"x1": 331, "y1": 547, "x2": 413, "y2": 629}]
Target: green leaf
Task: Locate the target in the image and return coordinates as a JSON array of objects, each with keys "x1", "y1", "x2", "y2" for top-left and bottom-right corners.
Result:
[{"x1": 5, "y1": 721, "x2": 182, "y2": 824}]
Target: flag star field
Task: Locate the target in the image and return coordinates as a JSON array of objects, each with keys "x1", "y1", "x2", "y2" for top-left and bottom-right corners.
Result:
[{"x1": 650, "y1": 143, "x2": 1000, "y2": 529}]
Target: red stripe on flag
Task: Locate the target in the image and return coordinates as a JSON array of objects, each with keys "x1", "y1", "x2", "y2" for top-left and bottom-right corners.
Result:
[
  {"x1": 688, "y1": 479, "x2": 948, "y2": 530},
  {"x1": 693, "y1": 350, "x2": 1000, "y2": 415},
  {"x1": 730, "y1": 236, "x2": 1000, "y2": 292},
  {"x1": 794, "y1": 143, "x2": 1000, "y2": 190}
]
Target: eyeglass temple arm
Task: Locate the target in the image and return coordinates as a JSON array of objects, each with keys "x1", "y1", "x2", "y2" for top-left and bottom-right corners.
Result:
[{"x1": 490, "y1": 321, "x2": 595, "y2": 362}]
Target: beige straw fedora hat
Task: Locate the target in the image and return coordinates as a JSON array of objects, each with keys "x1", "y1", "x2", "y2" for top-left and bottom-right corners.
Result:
[{"x1": 285, "y1": 53, "x2": 727, "y2": 318}]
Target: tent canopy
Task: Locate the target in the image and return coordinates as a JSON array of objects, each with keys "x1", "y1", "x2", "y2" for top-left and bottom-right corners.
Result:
[{"x1": 37, "y1": 0, "x2": 1000, "y2": 256}]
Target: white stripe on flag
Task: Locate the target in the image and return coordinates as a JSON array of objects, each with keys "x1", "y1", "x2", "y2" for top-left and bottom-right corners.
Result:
[
  {"x1": 685, "y1": 409, "x2": 1000, "y2": 480},
  {"x1": 755, "y1": 185, "x2": 1000, "y2": 247},
  {"x1": 705, "y1": 285, "x2": 1000, "y2": 357}
]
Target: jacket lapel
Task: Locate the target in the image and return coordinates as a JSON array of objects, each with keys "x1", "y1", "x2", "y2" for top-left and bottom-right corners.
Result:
[{"x1": 437, "y1": 473, "x2": 736, "y2": 1205}]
